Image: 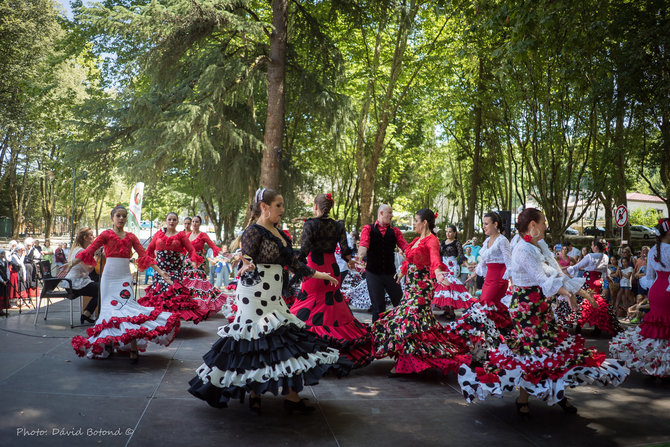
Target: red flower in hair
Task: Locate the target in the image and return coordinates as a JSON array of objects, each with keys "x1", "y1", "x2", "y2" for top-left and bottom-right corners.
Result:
[
  {"x1": 523, "y1": 234, "x2": 532, "y2": 242},
  {"x1": 326, "y1": 193, "x2": 333, "y2": 201},
  {"x1": 434, "y1": 212, "x2": 438, "y2": 218}
]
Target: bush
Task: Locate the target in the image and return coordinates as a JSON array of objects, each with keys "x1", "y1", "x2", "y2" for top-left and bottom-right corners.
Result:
[{"x1": 630, "y1": 208, "x2": 661, "y2": 228}]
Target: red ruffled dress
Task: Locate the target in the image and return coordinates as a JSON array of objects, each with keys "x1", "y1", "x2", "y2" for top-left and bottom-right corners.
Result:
[
  {"x1": 182, "y1": 232, "x2": 227, "y2": 314},
  {"x1": 458, "y1": 239, "x2": 628, "y2": 405},
  {"x1": 567, "y1": 254, "x2": 623, "y2": 335},
  {"x1": 137, "y1": 229, "x2": 212, "y2": 324},
  {"x1": 433, "y1": 239, "x2": 475, "y2": 309},
  {"x1": 290, "y1": 217, "x2": 374, "y2": 370},
  {"x1": 372, "y1": 234, "x2": 471, "y2": 375},
  {"x1": 610, "y1": 242, "x2": 670, "y2": 376},
  {"x1": 71, "y1": 230, "x2": 180, "y2": 358}
]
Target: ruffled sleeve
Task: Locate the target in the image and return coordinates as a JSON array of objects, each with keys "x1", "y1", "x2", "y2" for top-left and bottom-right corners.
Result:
[
  {"x1": 131, "y1": 233, "x2": 156, "y2": 271},
  {"x1": 145, "y1": 232, "x2": 159, "y2": 260},
  {"x1": 517, "y1": 242, "x2": 564, "y2": 297},
  {"x1": 567, "y1": 254, "x2": 593, "y2": 277},
  {"x1": 181, "y1": 232, "x2": 204, "y2": 265},
  {"x1": 202, "y1": 233, "x2": 220, "y2": 257},
  {"x1": 400, "y1": 237, "x2": 418, "y2": 276},
  {"x1": 76, "y1": 231, "x2": 107, "y2": 266},
  {"x1": 427, "y1": 235, "x2": 446, "y2": 278},
  {"x1": 500, "y1": 236, "x2": 512, "y2": 280},
  {"x1": 639, "y1": 254, "x2": 655, "y2": 291}
]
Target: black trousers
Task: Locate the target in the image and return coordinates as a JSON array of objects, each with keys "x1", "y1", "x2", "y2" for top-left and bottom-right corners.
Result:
[
  {"x1": 72, "y1": 282, "x2": 100, "y2": 314},
  {"x1": 366, "y1": 271, "x2": 403, "y2": 322}
]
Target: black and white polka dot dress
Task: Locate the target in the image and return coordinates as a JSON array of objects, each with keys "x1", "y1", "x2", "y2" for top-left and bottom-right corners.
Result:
[{"x1": 188, "y1": 224, "x2": 343, "y2": 408}]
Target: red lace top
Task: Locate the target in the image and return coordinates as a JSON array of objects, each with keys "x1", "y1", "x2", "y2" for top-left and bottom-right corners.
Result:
[
  {"x1": 401, "y1": 234, "x2": 445, "y2": 278},
  {"x1": 146, "y1": 229, "x2": 203, "y2": 265},
  {"x1": 187, "y1": 232, "x2": 219, "y2": 257},
  {"x1": 77, "y1": 230, "x2": 156, "y2": 270}
]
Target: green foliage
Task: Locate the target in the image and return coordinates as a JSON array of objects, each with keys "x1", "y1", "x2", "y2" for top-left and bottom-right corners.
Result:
[{"x1": 629, "y1": 208, "x2": 662, "y2": 228}]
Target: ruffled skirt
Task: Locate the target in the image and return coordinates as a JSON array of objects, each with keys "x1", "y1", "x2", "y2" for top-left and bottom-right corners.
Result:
[
  {"x1": 609, "y1": 271, "x2": 670, "y2": 377},
  {"x1": 188, "y1": 264, "x2": 343, "y2": 408},
  {"x1": 458, "y1": 286, "x2": 628, "y2": 405},
  {"x1": 291, "y1": 252, "x2": 374, "y2": 370},
  {"x1": 138, "y1": 250, "x2": 212, "y2": 324},
  {"x1": 72, "y1": 258, "x2": 180, "y2": 358},
  {"x1": 433, "y1": 256, "x2": 474, "y2": 309},
  {"x1": 372, "y1": 264, "x2": 470, "y2": 375}
]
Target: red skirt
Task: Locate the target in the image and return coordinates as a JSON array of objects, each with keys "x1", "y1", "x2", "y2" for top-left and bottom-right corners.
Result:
[
  {"x1": 290, "y1": 252, "x2": 374, "y2": 370},
  {"x1": 640, "y1": 271, "x2": 670, "y2": 340},
  {"x1": 479, "y1": 263, "x2": 512, "y2": 329}
]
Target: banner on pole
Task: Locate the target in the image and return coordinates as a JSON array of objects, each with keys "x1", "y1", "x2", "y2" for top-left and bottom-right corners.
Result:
[{"x1": 127, "y1": 182, "x2": 144, "y2": 234}]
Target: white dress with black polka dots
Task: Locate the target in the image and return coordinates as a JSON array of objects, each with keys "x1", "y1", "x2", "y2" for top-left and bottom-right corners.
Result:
[{"x1": 188, "y1": 224, "x2": 343, "y2": 408}]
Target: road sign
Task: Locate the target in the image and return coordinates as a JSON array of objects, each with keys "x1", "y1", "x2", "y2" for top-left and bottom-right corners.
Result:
[{"x1": 615, "y1": 205, "x2": 628, "y2": 228}]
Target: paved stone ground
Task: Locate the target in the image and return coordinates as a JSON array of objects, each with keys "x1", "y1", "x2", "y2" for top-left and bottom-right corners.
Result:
[{"x1": 1, "y1": 298, "x2": 669, "y2": 447}]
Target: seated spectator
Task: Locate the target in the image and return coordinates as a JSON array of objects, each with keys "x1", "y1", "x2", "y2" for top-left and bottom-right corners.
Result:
[{"x1": 61, "y1": 228, "x2": 100, "y2": 324}]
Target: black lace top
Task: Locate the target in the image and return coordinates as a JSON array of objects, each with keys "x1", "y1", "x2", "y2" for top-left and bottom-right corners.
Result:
[
  {"x1": 300, "y1": 217, "x2": 353, "y2": 259},
  {"x1": 241, "y1": 223, "x2": 314, "y2": 277},
  {"x1": 440, "y1": 239, "x2": 464, "y2": 263}
]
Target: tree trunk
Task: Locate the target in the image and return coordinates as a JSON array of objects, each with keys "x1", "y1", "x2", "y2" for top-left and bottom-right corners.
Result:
[
  {"x1": 222, "y1": 210, "x2": 238, "y2": 245},
  {"x1": 465, "y1": 57, "x2": 485, "y2": 241},
  {"x1": 359, "y1": 1, "x2": 418, "y2": 225},
  {"x1": 613, "y1": 98, "x2": 629, "y2": 240},
  {"x1": 259, "y1": 0, "x2": 288, "y2": 191}
]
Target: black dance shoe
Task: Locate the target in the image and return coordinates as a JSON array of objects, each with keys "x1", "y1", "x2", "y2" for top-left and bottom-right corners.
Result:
[
  {"x1": 557, "y1": 398, "x2": 578, "y2": 414},
  {"x1": 80, "y1": 314, "x2": 95, "y2": 324},
  {"x1": 284, "y1": 398, "x2": 316, "y2": 415},
  {"x1": 249, "y1": 396, "x2": 262, "y2": 415}
]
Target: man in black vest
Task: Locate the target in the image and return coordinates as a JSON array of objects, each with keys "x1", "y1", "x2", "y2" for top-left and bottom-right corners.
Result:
[{"x1": 358, "y1": 204, "x2": 408, "y2": 322}]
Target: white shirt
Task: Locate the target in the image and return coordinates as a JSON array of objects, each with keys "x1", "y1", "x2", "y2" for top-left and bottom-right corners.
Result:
[
  {"x1": 640, "y1": 242, "x2": 670, "y2": 292},
  {"x1": 567, "y1": 252, "x2": 608, "y2": 277},
  {"x1": 475, "y1": 235, "x2": 512, "y2": 279},
  {"x1": 63, "y1": 247, "x2": 93, "y2": 290},
  {"x1": 619, "y1": 266, "x2": 633, "y2": 288},
  {"x1": 509, "y1": 239, "x2": 564, "y2": 297},
  {"x1": 567, "y1": 247, "x2": 581, "y2": 258}
]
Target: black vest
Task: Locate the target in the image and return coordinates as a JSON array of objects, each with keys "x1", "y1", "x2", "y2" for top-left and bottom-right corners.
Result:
[{"x1": 366, "y1": 224, "x2": 398, "y2": 275}]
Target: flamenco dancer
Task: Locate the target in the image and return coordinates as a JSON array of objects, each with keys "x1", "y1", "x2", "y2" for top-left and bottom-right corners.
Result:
[
  {"x1": 610, "y1": 218, "x2": 670, "y2": 378},
  {"x1": 458, "y1": 208, "x2": 628, "y2": 416},
  {"x1": 433, "y1": 224, "x2": 474, "y2": 317},
  {"x1": 448, "y1": 213, "x2": 512, "y2": 361},
  {"x1": 564, "y1": 239, "x2": 622, "y2": 336},
  {"x1": 182, "y1": 215, "x2": 227, "y2": 313},
  {"x1": 71, "y1": 206, "x2": 180, "y2": 363},
  {"x1": 290, "y1": 193, "x2": 374, "y2": 370},
  {"x1": 373, "y1": 209, "x2": 471, "y2": 378},
  {"x1": 188, "y1": 188, "x2": 346, "y2": 414},
  {"x1": 138, "y1": 213, "x2": 212, "y2": 324}
]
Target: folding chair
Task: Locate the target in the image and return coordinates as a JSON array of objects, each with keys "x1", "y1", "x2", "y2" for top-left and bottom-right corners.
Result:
[{"x1": 34, "y1": 260, "x2": 78, "y2": 327}]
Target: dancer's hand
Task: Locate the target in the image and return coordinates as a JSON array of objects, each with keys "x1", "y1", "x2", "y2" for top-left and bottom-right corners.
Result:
[
  {"x1": 237, "y1": 256, "x2": 255, "y2": 276},
  {"x1": 395, "y1": 273, "x2": 404, "y2": 284},
  {"x1": 190, "y1": 261, "x2": 198, "y2": 270},
  {"x1": 580, "y1": 290, "x2": 598, "y2": 308},
  {"x1": 315, "y1": 271, "x2": 338, "y2": 286},
  {"x1": 159, "y1": 270, "x2": 173, "y2": 286},
  {"x1": 347, "y1": 259, "x2": 357, "y2": 270}
]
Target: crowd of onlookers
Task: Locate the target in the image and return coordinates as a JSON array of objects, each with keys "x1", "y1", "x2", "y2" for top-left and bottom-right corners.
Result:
[{"x1": 552, "y1": 241, "x2": 650, "y2": 323}]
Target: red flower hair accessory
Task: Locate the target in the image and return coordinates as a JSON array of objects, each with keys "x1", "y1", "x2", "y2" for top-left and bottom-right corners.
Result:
[
  {"x1": 434, "y1": 212, "x2": 438, "y2": 218},
  {"x1": 326, "y1": 193, "x2": 333, "y2": 202},
  {"x1": 659, "y1": 218, "x2": 670, "y2": 233},
  {"x1": 523, "y1": 234, "x2": 533, "y2": 242}
]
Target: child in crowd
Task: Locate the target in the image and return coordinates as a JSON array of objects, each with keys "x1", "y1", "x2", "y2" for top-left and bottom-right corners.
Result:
[{"x1": 617, "y1": 257, "x2": 634, "y2": 312}]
